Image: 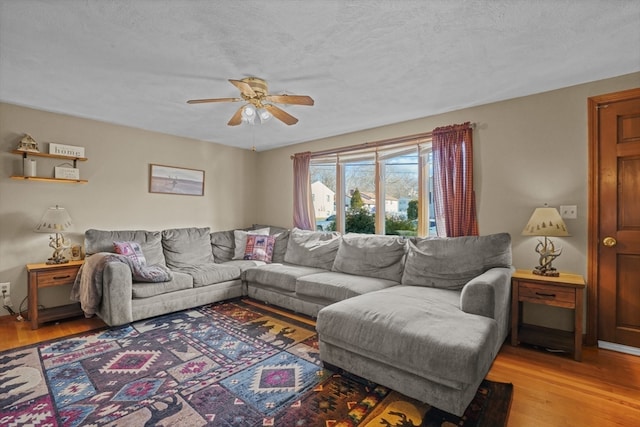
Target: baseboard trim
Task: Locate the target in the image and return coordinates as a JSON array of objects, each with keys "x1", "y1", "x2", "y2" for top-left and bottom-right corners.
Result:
[{"x1": 598, "y1": 340, "x2": 640, "y2": 356}]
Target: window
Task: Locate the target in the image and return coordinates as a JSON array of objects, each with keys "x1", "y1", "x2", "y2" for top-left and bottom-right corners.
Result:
[
  {"x1": 309, "y1": 136, "x2": 435, "y2": 237},
  {"x1": 380, "y1": 148, "x2": 420, "y2": 236},
  {"x1": 310, "y1": 161, "x2": 337, "y2": 231}
]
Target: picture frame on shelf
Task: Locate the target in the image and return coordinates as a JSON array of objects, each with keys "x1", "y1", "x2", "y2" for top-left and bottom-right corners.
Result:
[
  {"x1": 69, "y1": 244, "x2": 84, "y2": 261},
  {"x1": 149, "y1": 164, "x2": 205, "y2": 196}
]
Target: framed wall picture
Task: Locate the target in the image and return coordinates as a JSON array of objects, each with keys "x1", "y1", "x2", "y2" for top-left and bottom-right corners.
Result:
[{"x1": 149, "y1": 164, "x2": 205, "y2": 196}]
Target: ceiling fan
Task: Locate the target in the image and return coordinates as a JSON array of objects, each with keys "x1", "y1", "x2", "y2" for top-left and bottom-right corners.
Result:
[{"x1": 187, "y1": 77, "x2": 314, "y2": 126}]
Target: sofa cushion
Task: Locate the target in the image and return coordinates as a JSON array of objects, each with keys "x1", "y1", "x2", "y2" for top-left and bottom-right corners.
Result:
[
  {"x1": 221, "y1": 260, "x2": 267, "y2": 272},
  {"x1": 210, "y1": 229, "x2": 235, "y2": 263},
  {"x1": 252, "y1": 224, "x2": 289, "y2": 235},
  {"x1": 174, "y1": 263, "x2": 241, "y2": 287},
  {"x1": 243, "y1": 263, "x2": 327, "y2": 292},
  {"x1": 131, "y1": 271, "x2": 194, "y2": 298},
  {"x1": 244, "y1": 234, "x2": 276, "y2": 262},
  {"x1": 271, "y1": 230, "x2": 290, "y2": 264},
  {"x1": 233, "y1": 227, "x2": 270, "y2": 260},
  {"x1": 162, "y1": 227, "x2": 214, "y2": 269},
  {"x1": 332, "y1": 234, "x2": 407, "y2": 282},
  {"x1": 284, "y1": 228, "x2": 341, "y2": 270},
  {"x1": 85, "y1": 229, "x2": 166, "y2": 266},
  {"x1": 316, "y1": 286, "x2": 498, "y2": 389},
  {"x1": 296, "y1": 271, "x2": 398, "y2": 303},
  {"x1": 402, "y1": 233, "x2": 512, "y2": 290}
]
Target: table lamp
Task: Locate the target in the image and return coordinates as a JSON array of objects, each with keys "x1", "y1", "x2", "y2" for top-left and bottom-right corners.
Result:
[
  {"x1": 521, "y1": 206, "x2": 570, "y2": 277},
  {"x1": 34, "y1": 205, "x2": 73, "y2": 264}
]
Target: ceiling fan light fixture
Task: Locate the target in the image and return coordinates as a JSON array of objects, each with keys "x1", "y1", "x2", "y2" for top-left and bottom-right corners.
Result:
[
  {"x1": 258, "y1": 108, "x2": 272, "y2": 122},
  {"x1": 242, "y1": 104, "x2": 256, "y2": 119}
]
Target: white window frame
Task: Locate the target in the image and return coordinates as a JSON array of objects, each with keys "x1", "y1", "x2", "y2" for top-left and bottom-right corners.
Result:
[{"x1": 310, "y1": 137, "x2": 433, "y2": 237}]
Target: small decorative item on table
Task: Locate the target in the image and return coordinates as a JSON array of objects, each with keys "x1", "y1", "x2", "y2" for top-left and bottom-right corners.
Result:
[
  {"x1": 34, "y1": 205, "x2": 73, "y2": 264},
  {"x1": 521, "y1": 205, "x2": 570, "y2": 277}
]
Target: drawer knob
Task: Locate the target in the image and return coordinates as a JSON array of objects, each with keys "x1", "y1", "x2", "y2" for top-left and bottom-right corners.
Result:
[{"x1": 602, "y1": 236, "x2": 617, "y2": 247}]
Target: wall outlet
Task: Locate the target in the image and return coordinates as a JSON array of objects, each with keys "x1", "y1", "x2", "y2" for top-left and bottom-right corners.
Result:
[
  {"x1": 560, "y1": 205, "x2": 577, "y2": 219},
  {"x1": 0, "y1": 282, "x2": 9, "y2": 297}
]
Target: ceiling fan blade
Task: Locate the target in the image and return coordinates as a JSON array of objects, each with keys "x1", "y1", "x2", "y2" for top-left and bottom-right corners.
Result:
[
  {"x1": 187, "y1": 97, "x2": 242, "y2": 104},
  {"x1": 229, "y1": 79, "x2": 257, "y2": 98},
  {"x1": 227, "y1": 105, "x2": 244, "y2": 126},
  {"x1": 264, "y1": 95, "x2": 314, "y2": 106},
  {"x1": 264, "y1": 104, "x2": 299, "y2": 125}
]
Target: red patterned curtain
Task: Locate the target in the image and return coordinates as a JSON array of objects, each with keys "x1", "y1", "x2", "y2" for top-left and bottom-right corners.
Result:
[
  {"x1": 292, "y1": 152, "x2": 315, "y2": 230},
  {"x1": 432, "y1": 122, "x2": 478, "y2": 237}
]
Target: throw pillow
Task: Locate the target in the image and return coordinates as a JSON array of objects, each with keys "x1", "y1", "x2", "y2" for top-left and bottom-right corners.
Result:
[
  {"x1": 115, "y1": 254, "x2": 173, "y2": 282},
  {"x1": 233, "y1": 227, "x2": 270, "y2": 260},
  {"x1": 113, "y1": 241, "x2": 147, "y2": 266},
  {"x1": 243, "y1": 234, "x2": 276, "y2": 262}
]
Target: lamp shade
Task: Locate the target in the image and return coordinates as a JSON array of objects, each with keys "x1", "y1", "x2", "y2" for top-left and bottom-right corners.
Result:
[
  {"x1": 521, "y1": 207, "x2": 570, "y2": 237},
  {"x1": 34, "y1": 205, "x2": 72, "y2": 233}
]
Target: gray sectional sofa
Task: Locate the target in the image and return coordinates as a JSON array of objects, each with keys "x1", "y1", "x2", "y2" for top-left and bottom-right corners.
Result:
[{"x1": 76, "y1": 225, "x2": 513, "y2": 416}]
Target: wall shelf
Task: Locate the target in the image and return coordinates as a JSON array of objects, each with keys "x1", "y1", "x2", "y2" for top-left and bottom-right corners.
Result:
[
  {"x1": 10, "y1": 149, "x2": 88, "y2": 183},
  {"x1": 10, "y1": 175, "x2": 88, "y2": 183}
]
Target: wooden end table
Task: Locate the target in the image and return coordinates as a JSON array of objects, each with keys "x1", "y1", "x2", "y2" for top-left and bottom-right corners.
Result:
[
  {"x1": 511, "y1": 269, "x2": 586, "y2": 361},
  {"x1": 27, "y1": 260, "x2": 84, "y2": 329}
]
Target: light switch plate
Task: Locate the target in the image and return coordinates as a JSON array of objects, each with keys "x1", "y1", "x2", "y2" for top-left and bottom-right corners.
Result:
[{"x1": 560, "y1": 205, "x2": 577, "y2": 219}]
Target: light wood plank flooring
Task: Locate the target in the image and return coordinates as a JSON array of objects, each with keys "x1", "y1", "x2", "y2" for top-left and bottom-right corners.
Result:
[{"x1": 1, "y1": 307, "x2": 639, "y2": 426}]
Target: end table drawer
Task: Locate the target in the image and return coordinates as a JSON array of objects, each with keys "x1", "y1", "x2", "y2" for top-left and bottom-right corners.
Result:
[
  {"x1": 37, "y1": 268, "x2": 78, "y2": 287},
  {"x1": 518, "y1": 282, "x2": 575, "y2": 308}
]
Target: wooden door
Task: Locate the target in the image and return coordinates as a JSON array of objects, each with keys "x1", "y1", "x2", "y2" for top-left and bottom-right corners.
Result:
[{"x1": 588, "y1": 88, "x2": 640, "y2": 349}]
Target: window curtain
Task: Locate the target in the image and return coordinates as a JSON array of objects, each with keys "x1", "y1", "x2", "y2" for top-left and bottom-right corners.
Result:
[
  {"x1": 432, "y1": 122, "x2": 478, "y2": 237},
  {"x1": 292, "y1": 152, "x2": 316, "y2": 230}
]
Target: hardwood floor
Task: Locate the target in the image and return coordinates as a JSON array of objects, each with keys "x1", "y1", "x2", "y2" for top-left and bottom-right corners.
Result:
[
  {"x1": 0, "y1": 313, "x2": 106, "y2": 352},
  {"x1": 486, "y1": 344, "x2": 640, "y2": 426},
  {"x1": 2, "y1": 309, "x2": 639, "y2": 426}
]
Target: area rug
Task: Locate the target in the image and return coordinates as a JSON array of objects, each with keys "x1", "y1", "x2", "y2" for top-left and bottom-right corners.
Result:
[{"x1": 0, "y1": 299, "x2": 512, "y2": 426}]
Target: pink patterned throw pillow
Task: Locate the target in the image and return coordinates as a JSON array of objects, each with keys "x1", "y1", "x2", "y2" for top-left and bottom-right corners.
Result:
[
  {"x1": 113, "y1": 241, "x2": 147, "y2": 266},
  {"x1": 243, "y1": 234, "x2": 276, "y2": 262}
]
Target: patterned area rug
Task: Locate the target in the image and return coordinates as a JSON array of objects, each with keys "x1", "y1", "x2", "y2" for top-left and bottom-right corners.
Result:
[{"x1": 0, "y1": 299, "x2": 512, "y2": 426}]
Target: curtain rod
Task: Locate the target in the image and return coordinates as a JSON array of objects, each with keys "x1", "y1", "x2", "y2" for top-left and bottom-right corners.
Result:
[{"x1": 291, "y1": 123, "x2": 475, "y2": 159}]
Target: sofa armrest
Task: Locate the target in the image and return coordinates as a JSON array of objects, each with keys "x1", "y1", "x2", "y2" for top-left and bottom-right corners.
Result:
[
  {"x1": 460, "y1": 267, "x2": 513, "y2": 319},
  {"x1": 99, "y1": 261, "x2": 134, "y2": 326}
]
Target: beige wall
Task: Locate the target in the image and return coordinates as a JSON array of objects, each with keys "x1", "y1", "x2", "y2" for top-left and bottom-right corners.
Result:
[
  {"x1": 256, "y1": 72, "x2": 640, "y2": 330},
  {"x1": 1, "y1": 104, "x2": 258, "y2": 315},
  {"x1": 2, "y1": 72, "x2": 639, "y2": 326}
]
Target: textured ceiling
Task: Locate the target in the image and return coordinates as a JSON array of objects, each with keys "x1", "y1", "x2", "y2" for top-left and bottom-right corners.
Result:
[{"x1": 1, "y1": 1, "x2": 639, "y2": 151}]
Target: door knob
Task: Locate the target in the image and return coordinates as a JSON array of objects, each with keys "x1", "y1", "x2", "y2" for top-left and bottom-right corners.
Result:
[{"x1": 602, "y1": 236, "x2": 617, "y2": 247}]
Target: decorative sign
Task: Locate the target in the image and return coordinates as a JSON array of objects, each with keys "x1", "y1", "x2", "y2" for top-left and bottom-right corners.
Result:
[
  {"x1": 54, "y1": 167, "x2": 80, "y2": 180},
  {"x1": 49, "y1": 143, "x2": 85, "y2": 157}
]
